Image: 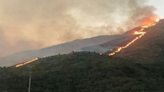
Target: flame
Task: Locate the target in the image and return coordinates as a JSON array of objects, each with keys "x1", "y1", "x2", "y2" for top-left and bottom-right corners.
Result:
[
  {"x1": 15, "y1": 56, "x2": 47, "y2": 67},
  {"x1": 142, "y1": 18, "x2": 160, "y2": 28},
  {"x1": 16, "y1": 58, "x2": 38, "y2": 67},
  {"x1": 155, "y1": 18, "x2": 160, "y2": 22},
  {"x1": 109, "y1": 18, "x2": 160, "y2": 56},
  {"x1": 134, "y1": 31, "x2": 146, "y2": 35}
]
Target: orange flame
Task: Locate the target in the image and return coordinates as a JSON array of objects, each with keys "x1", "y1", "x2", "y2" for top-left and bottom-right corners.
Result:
[
  {"x1": 134, "y1": 31, "x2": 146, "y2": 35},
  {"x1": 16, "y1": 58, "x2": 38, "y2": 67},
  {"x1": 155, "y1": 18, "x2": 160, "y2": 22},
  {"x1": 109, "y1": 18, "x2": 160, "y2": 56},
  {"x1": 15, "y1": 56, "x2": 46, "y2": 67}
]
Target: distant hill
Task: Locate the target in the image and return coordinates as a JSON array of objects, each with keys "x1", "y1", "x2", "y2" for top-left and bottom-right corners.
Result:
[
  {"x1": 0, "y1": 26, "x2": 142, "y2": 66},
  {"x1": 81, "y1": 27, "x2": 140, "y2": 53},
  {"x1": 0, "y1": 35, "x2": 119, "y2": 66}
]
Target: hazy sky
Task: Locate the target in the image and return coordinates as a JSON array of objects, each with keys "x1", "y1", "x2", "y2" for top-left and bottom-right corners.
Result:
[{"x1": 148, "y1": 0, "x2": 164, "y2": 18}]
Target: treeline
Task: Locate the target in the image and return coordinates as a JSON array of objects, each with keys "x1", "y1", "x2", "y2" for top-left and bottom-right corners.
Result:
[{"x1": 0, "y1": 52, "x2": 164, "y2": 92}]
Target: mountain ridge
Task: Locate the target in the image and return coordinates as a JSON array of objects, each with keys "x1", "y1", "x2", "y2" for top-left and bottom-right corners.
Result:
[{"x1": 0, "y1": 35, "x2": 119, "y2": 66}]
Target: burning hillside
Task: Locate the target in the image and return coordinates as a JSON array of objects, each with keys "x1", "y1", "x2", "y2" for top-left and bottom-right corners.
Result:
[
  {"x1": 109, "y1": 18, "x2": 160, "y2": 56},
  {"x1": 0, "y1": 0, "x2": 160, "y2": 58},
  {"x1": 14, "y1": 18, "x2": 162, "y2": 68},
  {"x1": 114, "y1": 19, "x2": 164, "y2": 62}
]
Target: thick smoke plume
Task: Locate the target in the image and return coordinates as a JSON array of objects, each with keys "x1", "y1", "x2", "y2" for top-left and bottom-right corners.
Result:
[{"x1": 0, "y1": 0, "x2": 158, "y2": 57}]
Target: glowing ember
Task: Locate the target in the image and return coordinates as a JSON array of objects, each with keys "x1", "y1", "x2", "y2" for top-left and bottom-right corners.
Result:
[
  {"x1": 134, "y1": 31, "x2": 146, "y2": 35},
  {"x1": 142, "y1": 23, "x2": 153, "y2": 28},
  {"x1": 109, "y1": 18, "x2": 160, "y2": 56},
  {"x1": 16, "y1": 58, "x2": 38, "y2": 67},
  {"x1": 155, "y1": 18, "x2": 160, "y2": 22}
]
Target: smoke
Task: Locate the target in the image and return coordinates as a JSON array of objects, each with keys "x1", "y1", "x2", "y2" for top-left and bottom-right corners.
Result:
[{"x1": 0, "y1": 0, "x2": 158, "y2": 57}]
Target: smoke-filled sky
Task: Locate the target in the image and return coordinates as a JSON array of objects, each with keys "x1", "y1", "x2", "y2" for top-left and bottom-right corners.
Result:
[
  {"x1": 148, "y1": 0, "x2": 164, "y2": 18},
  {"x1": 0, "y1": 0, "x2": 160, "y2": 57}
]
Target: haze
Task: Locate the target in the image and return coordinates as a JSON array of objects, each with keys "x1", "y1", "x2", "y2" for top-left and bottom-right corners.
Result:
[
  {"x1": 0, "y1": 0, "x2": 159, "y2": 57},
  {"x1": 148, "y1": 0, "x2": 164, "y2": 18}
]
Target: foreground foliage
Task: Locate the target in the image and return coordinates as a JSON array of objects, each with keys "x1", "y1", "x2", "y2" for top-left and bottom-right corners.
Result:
[{"x1": 0, "y1": 52, "x2": 164, "y2": 92}]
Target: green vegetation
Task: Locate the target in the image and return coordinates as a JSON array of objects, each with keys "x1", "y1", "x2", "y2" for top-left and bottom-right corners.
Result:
[{"x1": 0, "y1": 52, "x2": 164, "y2": 92}]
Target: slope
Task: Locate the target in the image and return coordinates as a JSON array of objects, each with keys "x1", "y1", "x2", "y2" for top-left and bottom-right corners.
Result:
[
  {"x1": 114, "y1": 19, "x2": 164, "y2": 62},
  {"x1": 0, "y1": 35, "x2": 119, "y2": 66},
  {"x1": 75, "y1": 27, "x2": 141, "y2": 53},
  {"x1": 0, "y1": 26, "x2": 141, "y2": 67}
]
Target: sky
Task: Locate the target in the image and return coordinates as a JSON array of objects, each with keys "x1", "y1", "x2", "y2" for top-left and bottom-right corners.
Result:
[
  {"x1": 0, "y1": 0, "x2": 163, "y2": 57},
  {"x1": 148, "y1": 0, "x2": 164, "y2": 18}
]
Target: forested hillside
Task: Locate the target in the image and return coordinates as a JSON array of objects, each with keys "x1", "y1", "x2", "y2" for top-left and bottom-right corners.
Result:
[{"x1": 0, "y1": 51, "x2": 164, "y2": 92}]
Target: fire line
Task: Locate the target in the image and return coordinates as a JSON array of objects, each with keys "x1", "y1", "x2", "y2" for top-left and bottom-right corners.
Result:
[
  {"x1": 15, "y1": 58, "x2": 39, "y2": 67},
  {"x1": 109, "y1": 18, "x2": 160, "y2": 56},
  {"x1": 15, "y1": 56, "x2": 46, "y2": 67}
]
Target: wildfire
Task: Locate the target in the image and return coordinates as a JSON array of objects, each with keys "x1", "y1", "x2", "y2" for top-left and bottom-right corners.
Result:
[
  {"x1": 15, "y1": 18, "x2": 160, "y2": 67},
  {"x1": 15, "y1": 56, "x2": 47, "y2": 67},
  {"x1": 16, "y1": 58, "x2": 38, "y2": 67},
  {"x1": 134, "y1": 31, "x2": 146, "y2": 35},
  {"x1": 156, "y1": 18, "x2": 160, "y2": 22},
  {"x1": 109, "y1": 18, "x2": 160, "y2": 56}
]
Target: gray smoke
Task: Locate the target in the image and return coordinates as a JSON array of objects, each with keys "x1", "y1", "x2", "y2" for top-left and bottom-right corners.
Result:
[{"x1": 0, "y1": 0, "x2": 158, "y2": 57}]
